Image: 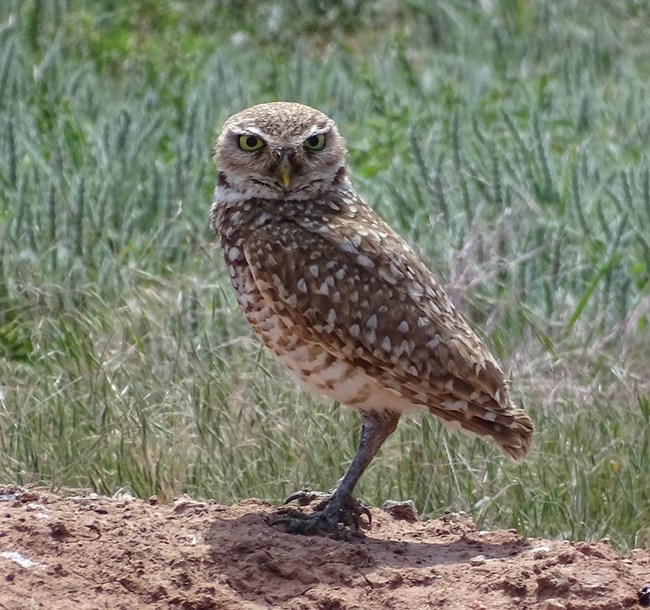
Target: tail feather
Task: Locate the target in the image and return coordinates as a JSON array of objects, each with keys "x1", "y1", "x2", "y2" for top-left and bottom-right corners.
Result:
[{"x1": 429, "y1": 398, "x2": 533, "y2": 462}]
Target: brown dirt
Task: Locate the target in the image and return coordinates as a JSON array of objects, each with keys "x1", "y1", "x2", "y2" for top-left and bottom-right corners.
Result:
[{"x1": 0, "y1": 486, "x2": 648, "y2": 610}]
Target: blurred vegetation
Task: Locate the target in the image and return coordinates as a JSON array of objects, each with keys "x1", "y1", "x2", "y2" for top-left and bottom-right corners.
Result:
[{"x1": 1, "y1": 0, "x2": 649, "y2": 551}]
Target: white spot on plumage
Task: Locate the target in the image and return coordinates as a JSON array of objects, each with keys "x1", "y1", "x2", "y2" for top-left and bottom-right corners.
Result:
[
  {"x1": 326, "y1": 308, "x2": 337, "y2": 326},
  {"x1": 309, "y1": 264, "x2": 319, "y2": 277},
  {"x1": 398, "y1": 320, "x2": 410, "y2": 333},
  {"x1": 297, "y1": 278, "x2": 308, "y2": 293},
  {"x1": 298, "y1": 346, "x2": 324, "y2": 366},
  {"x1": 378, "y1": 267, "x2": 398, "y2": 285},
  {"x1": 443, "y1": 400, "x2": 469, "y2": 412},
  {"x1": 357, "y1": 253, "x2": 375, "y2": 269},
  {"x1": 366, "y1": 314, "x2": 378, "y2": 329},
  {"x1": 237, "y1": 292, "x2": 255, "y2": 307},
  {"x1": 341, "y1": 241, "x2": 359, "y2": 255},
  {"x1": 227, "y1": 246, "x2": 241, "y2": 261},
  {"x1": 409, "y1": 281, "x2": 424, "y2": 300}
]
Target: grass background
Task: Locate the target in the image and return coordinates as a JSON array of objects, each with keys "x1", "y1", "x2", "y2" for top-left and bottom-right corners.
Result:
[{"x1": 1, "y1": 0, "x2": 649, "y2": 551}]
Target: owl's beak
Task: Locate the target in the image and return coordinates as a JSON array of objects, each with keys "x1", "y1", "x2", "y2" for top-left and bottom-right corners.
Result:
[{"x1": 277, "y1": 156, "x2": 293, "y2": 188}]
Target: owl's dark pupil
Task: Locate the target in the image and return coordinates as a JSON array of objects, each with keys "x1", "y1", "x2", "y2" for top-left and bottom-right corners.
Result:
[
  {"x1": 246, "y1": 136, "x2": 258, "y2": 148},
  {"x1": 307, "y1": 136, "x2": 319, "y2": 147}
]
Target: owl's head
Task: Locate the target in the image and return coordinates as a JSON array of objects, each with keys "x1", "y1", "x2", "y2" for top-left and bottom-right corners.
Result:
[{"x1": 214, "y1": 102, "x2": 347, "y2": 200}]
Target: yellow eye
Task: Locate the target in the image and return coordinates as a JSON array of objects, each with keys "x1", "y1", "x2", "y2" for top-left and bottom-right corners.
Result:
[
  {"x1": 238, "y1": 135, "x2": 265, "y2": 151},
  {"x1": 304, "y1": 134, "x2": 326, "y2": 151}
]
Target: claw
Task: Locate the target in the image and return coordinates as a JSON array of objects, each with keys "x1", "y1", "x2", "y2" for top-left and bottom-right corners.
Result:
[
  {"x1": 270, "y1": 508, "x2": 361, "y2": 540},
  {"x1": 271, "y1": 489, "x2": 372, "y2": 538},
  {"x1": 283, "y1": 490, "x2": 328, "y2": 506}
]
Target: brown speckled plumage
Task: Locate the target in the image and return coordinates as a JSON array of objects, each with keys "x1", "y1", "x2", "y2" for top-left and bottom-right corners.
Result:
[{"x1": 210, "y1": 102, "x2": 532, "y2": 534}]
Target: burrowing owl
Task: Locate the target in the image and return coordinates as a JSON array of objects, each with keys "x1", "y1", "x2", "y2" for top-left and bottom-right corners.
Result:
[{"x1": 210, "y1": 102, "x2": 533, "y2": 535}]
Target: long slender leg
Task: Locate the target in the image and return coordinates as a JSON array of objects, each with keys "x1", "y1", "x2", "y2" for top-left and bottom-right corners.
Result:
[{"x1": 273, "y1": 409, "x2": 400, "y2": 536}]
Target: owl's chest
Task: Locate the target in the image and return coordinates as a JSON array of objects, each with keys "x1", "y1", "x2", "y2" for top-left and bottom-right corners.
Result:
[{"x1": 224, "y1": 251, "x2": 413, "y2": 413}]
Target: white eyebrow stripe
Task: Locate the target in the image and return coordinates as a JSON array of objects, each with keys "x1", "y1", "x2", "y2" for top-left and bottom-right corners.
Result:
[
  {"x1": 304, "y1": 125, "x2": 331, "y2": 138},
  {"x1": 233, "y1": 125, "x2": 267, "y2": 138}
]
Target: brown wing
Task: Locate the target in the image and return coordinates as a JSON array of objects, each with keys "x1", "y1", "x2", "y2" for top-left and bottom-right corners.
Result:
[{"x1": 242, "y1": 215, "x2": 532, "y2": 460}]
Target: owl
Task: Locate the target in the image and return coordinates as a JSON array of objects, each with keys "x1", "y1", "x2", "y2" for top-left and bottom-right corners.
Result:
[{"x1": 210, "y1": 102, "x2": 533, "y2": 536}]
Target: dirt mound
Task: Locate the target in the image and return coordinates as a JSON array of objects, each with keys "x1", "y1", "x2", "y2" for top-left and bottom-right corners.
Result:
[{"x1": 0, "y1": 486, "x2": 648, "y2": 609}]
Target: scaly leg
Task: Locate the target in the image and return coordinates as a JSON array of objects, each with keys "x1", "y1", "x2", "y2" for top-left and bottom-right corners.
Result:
[{"x1": 272, "y1": 409, "x2": 400, "y2": 537}]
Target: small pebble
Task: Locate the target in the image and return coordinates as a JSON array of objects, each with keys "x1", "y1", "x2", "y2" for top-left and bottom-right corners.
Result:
[
  {"x1": 470, "y1": 554, "x2": 486, "y2": 566},
  {"x1": 382, "y1": 500, "x2": 418, "y2": 522},
  {"x1": 531, "y1": 545, "x2": 551, "y2": 559}
]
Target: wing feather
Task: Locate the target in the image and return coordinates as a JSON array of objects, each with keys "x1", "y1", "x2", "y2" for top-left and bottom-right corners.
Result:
[{"x1": 242, "y1": 214, "x2": 532, "y2": 460}]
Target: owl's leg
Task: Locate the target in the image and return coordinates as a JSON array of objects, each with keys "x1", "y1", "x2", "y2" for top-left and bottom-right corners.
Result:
[{"x1": 272, "y1": 409, "x2": 400, "y2": 537}]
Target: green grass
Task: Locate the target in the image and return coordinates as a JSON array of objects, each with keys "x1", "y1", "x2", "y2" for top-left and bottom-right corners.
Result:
[{"x1": 1, "y1": 0, "x2": 650, "y2": 551}]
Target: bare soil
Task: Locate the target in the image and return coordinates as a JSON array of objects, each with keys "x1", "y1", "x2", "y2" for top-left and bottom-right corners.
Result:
[{"x1": 0, "y1": 485, "x2": 648, "y2": 609}]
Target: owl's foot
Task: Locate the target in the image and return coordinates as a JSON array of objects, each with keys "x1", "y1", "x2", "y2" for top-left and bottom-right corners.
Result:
[{"x1": 269, "y1": 490, "x2": 371, "y2": 539}]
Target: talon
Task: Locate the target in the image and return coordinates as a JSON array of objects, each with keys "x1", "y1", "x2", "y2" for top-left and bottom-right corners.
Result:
[
  {"x1": 283, "y1": 490, "x2": 322, "y2": 506},
  {"x1": 272, "y1": 490, "x2": 372, "y2": 538}
]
